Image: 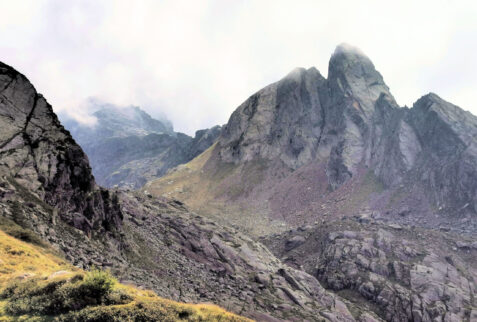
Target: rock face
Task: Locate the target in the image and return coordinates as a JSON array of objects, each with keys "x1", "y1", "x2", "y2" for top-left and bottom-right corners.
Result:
[
  {"x1": 263, "y1": 219, "x2": 477, "y2": 322},
  {"x1": 220, "y1": 67, "x2": 327, "y2": 169},
  {"x1": 63, "y1": 106, "x2": 221, "y2": 189},
  {"x1": 148, "y1": 44, "x2": 477, "y2": 235},
  {"x1": 220, "y1": 44, "x2": 398, "y2": 182},
  {"x1": 0, "y1": 62, "x2": 121, "y2": 235}
]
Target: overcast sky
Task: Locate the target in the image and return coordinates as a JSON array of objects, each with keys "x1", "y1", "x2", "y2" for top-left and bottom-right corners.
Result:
[{"x1": 1, "y1": 0, "x2": 476, "y2": 135}]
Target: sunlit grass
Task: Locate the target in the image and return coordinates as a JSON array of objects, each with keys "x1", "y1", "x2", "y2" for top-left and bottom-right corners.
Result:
[
  {"x1": 0, "y1": 230, "x2": 72, "y2": 285},
  {"x1": 0, "y1": 227, "x2": 251, "y2": 321}
]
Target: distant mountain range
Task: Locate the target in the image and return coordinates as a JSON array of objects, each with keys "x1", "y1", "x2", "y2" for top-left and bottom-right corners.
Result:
[{"x1": 61, "y1": 104, "x2": 221, "y2": 189}]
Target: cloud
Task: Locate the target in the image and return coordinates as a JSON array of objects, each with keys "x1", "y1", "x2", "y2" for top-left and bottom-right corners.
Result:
[{"x1": 0, "y1": 0, "x2": 476, "y2": 134}]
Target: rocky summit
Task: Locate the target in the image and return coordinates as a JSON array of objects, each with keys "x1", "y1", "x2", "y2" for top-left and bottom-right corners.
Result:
[
  {"x1": 0, "y1": 44, "x2": 476, "y2": 322},
  {"x1": 62, "y1": 104, "x2": 221, "y2": 189},
  {"x1": 148, "y1": 44, "x2": 477, "y2": 237}
]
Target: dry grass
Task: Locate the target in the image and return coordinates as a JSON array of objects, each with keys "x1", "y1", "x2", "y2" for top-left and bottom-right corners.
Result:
[
  {"x1": 0, "y1": 230, "x2": 72, "y2": 285},
  {"x1": 0, "y1": 228, "x2": 251, "y2": 321},
  {"x1": 145, "y1": 144, "x2": 281, "y2": 236},
  {"x1": 145, "y1": 143, "x2": 216, "y2": 203}
]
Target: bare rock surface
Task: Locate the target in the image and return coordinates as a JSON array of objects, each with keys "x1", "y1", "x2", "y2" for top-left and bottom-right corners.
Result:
[
  {"x1": 263, "y1": 219, "x2": 477, "y2": 321},
  {"x1": 0, "y1": 61, "x2": 122, "y2": 235},
  {"x1": 148, "y1": 43, "x2": 477, "y2": 235}
]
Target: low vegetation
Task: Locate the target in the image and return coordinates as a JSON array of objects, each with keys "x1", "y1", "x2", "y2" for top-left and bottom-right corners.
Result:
[
  {"x1": 0, "y1": 228, "x2": 250, "y2": 321},
  {"x1": 0, "y1": 217, "x2": 46, "y2": 248}
]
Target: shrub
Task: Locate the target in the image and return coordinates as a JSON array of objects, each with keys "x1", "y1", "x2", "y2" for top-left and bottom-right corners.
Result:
[
  {"x1": 80, "y1": 269, "x2": 116, "y2": 300},
  {"x1": 3, "y1": 269, "x2": 123, "y2": 316},
  {"x1": 0, "y1": 217, "x2": 46, "y2": 247}
]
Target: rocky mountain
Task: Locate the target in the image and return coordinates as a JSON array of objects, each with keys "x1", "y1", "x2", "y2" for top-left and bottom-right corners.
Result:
[
  {"x1": 0, "y1": 62, "x2": 122, "y2": 235},
  {"x1": 62, "y1": 103, "x2": 174, "y2": 140},
  {"x1": 1, "y1": 48, "x2": 476, "y2": 322},
  {"x1": 0, "y1": 60, "x2": 373, "y2": 321},
  {"x1": 147, "y1": 44, "x2": 477, "y2": 237},
  {"x1": 140, "y1": 44, "x2": 477, "y2": 320},
  {"x1": 62, "y1": 105, "x2": 221, "y2": 189}
]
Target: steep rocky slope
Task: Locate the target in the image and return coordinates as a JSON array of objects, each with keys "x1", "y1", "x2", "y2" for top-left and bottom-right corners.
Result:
[
  {"x1": 147, "y1": 44, "x2": 477, "y2": 236},
  {"x1": 63, "y1": 106, "x2": 221, "y2": 189},
  {"x1": 0, "y1": 62, "x2": 122, "y2": 235},
  {"x1": 0, "y1": 228, "x2": 249, "y2": 321},
  {"x1": 0, "y1": 61, "x2": 374, "y2": 321}
]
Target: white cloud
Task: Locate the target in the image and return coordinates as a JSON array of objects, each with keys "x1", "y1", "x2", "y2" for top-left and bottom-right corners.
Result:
[{"x1": 0, "y1": 0, "x2": 476, "y2": 134}]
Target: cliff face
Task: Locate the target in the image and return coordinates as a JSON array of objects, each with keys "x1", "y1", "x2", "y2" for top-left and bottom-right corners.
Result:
[
  {"x1": 0, "y1": 62, "x2": 122, "y2": 234},
  {"x1": 149, "y1": 44, "x2": 477, "y2": 235},
  {"x1": 63, "y1": 106, "x2": 221, "y2": 189},
  {"x1": 219, "y1": 45, "x2": 399, "y2": 181},
  {"x1": 220, "y1": 67, "x2": 327, "y2": 169},
  {"x1": 406, "y1": 94, "x2": 477, "y2": 215}
]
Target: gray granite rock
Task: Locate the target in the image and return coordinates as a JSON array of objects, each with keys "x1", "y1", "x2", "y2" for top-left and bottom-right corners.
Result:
[{"x1": 169, "y1": 43, "x2": 477, "y2": 233}]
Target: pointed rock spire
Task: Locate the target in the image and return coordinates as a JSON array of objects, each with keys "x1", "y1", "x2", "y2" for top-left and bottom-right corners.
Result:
[{"x1": 327, "y1": 44, "x2": 396, "y2": 115}]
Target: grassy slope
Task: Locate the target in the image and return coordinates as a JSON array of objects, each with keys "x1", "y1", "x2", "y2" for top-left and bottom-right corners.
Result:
[
  {"x1": 0, "y1": 225, "x2": 250, "y2": 322},
  {"x1": 145, "y1": 144, "x2": 288, "y2": 237}
]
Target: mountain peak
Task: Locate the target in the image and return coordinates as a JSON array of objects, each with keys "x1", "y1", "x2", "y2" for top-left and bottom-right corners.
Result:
[
  {"x1": 328, "y1": 43, "x2": 378, "y2": 78},
  {"x1": 282, "y1": 66, "x2": 324, "y2": 84},
  {"x1": 328, "y1": 44, "x2": 394, "y2": 113},
  {"x1": 79, "y1": 104, "x2": 174, "y2": 139},
  {"x1": 283, "y1": 67, "x2": 307, "y2": 80},
  {"x1": 414, "y1": 92, "x2": 448, "y2": 107},
  {"x1": 329, "y1": 43, "x2": 374, "y2": 71},
  {"x1": 333, "y1": 43, "x2": 367, "y2": 56}
]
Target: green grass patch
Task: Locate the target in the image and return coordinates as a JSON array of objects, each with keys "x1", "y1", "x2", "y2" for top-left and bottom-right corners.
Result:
[
  {"x1": 0, "y1": 217, "x2": 46, "y2": 248},
  {"x1": 1, "y1": 269, "x2": 128, "y2": 316}
]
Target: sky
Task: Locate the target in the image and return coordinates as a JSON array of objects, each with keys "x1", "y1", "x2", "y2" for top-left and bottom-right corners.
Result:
[{"x1": 0, "y1": 0, "x2": 476, "y2": 135}]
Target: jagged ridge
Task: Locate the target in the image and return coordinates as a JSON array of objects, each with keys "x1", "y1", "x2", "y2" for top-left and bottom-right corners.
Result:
[{"x1": 148, "y1": 44, "x2": 477, "y2": 235}]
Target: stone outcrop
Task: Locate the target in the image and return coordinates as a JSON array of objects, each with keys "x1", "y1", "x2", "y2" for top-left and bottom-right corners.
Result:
[
  {"x1": 0, "y1": 62, "x2": 121, "y2": 234},
  {"x1": 263, "y1": 219, "x2": 477, "y2": 322}
]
